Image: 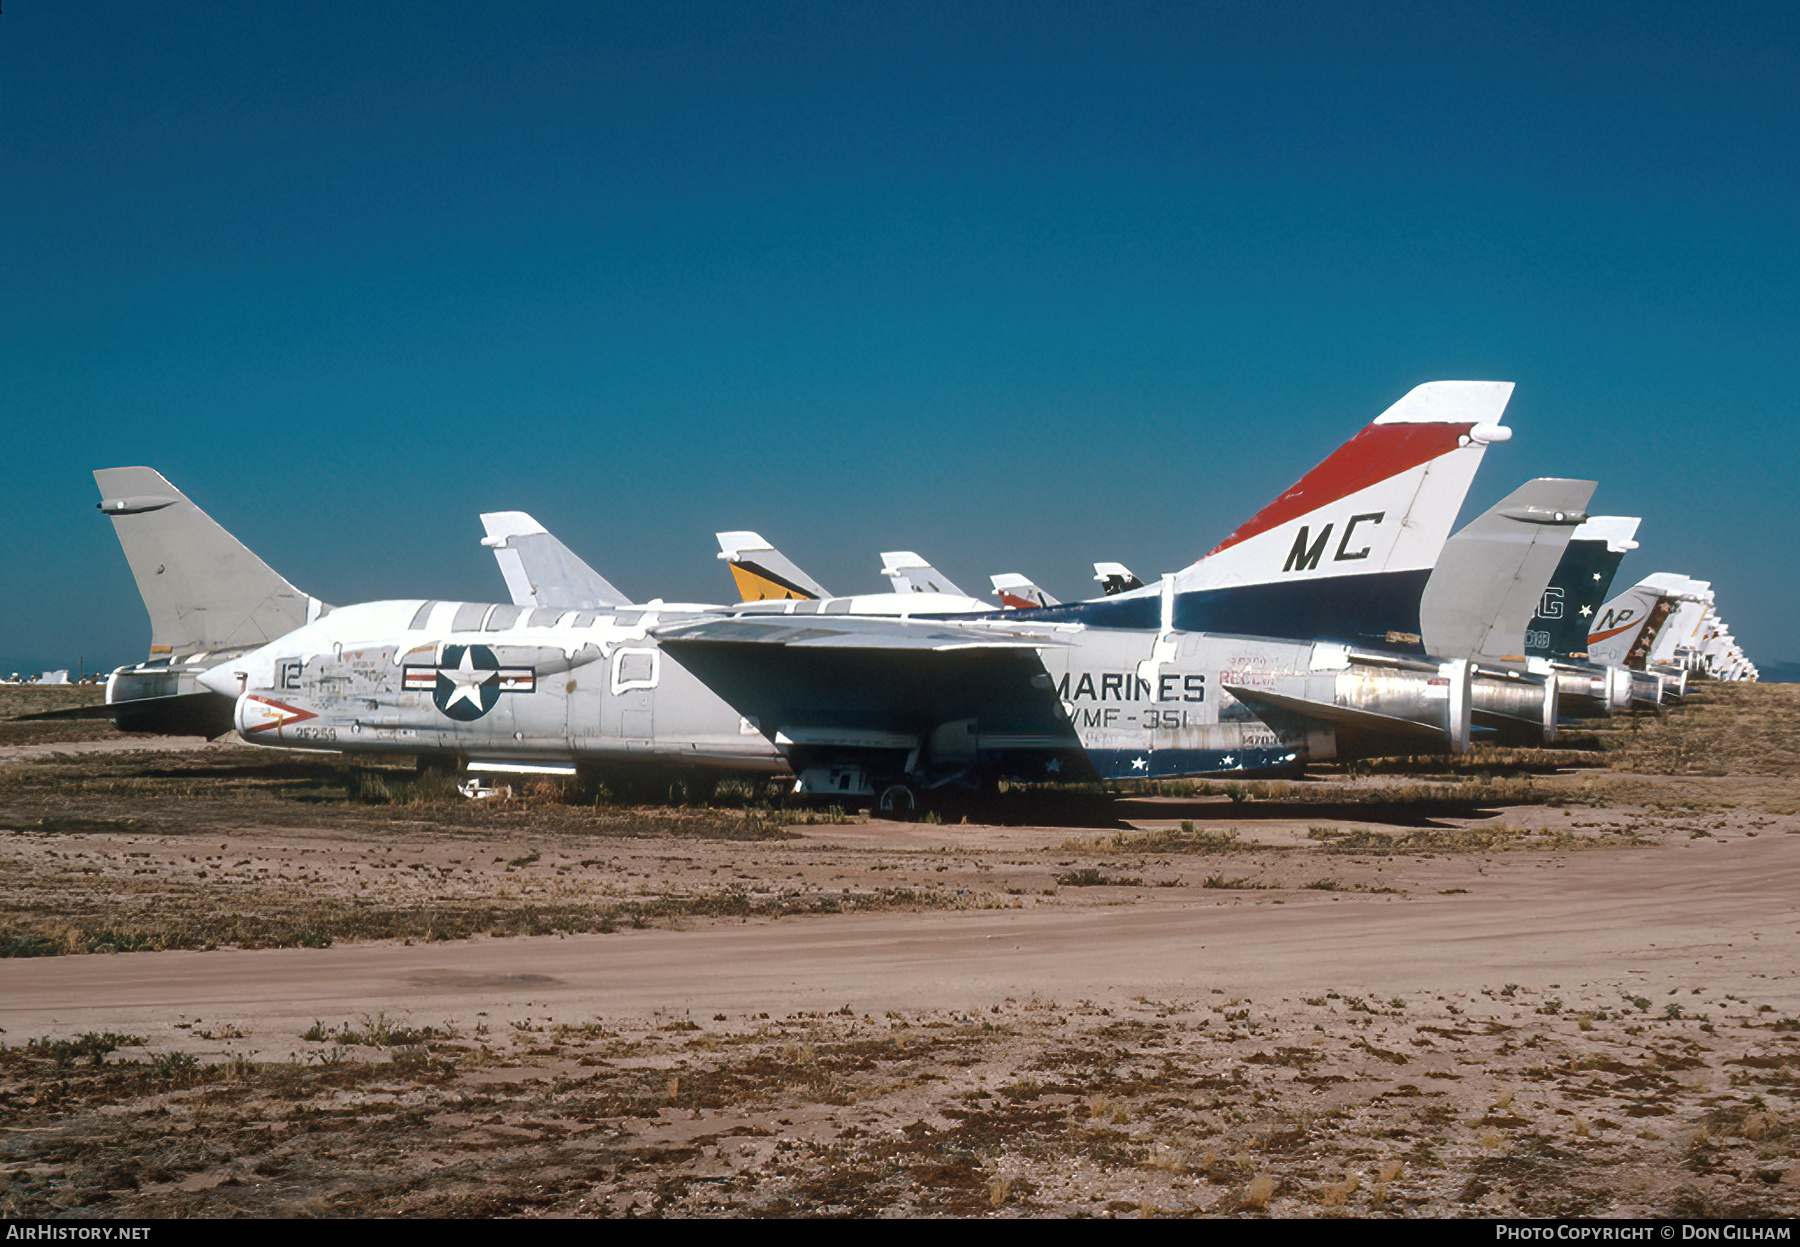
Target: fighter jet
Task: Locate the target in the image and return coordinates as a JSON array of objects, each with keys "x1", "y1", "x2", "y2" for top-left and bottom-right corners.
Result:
[
  {"x1": 715, "y1": 532, "x2": 998, "y2": 615},
  {"x1": 198, "y1": 379, "x2": 1555, "y2": 811},
  {"x1": 658, "y1": 471, "x2": 1588, "y2": 805},
  {"x1": 1525, "y1": 517, "x2": 1640, "y2": 666}
]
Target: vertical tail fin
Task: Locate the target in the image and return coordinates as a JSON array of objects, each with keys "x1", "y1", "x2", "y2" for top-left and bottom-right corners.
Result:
[
  {"x1": 1586, "y1": 577, "x2": 1682, "y2": 670},
  {"x1": 94, "y1": 467, "x2": 326, "y2": 661},
  {"x1": 1643, "y1": 576, "x2": 1713, "y2": 668},
  {"x1": 989, "y1": 573, "x2": 1059, "y2": 609},
  {"x1": 1524, "y1": 516, "x2": 1639, "y2": 662},
  {"x1": 1023, "y1": 381, "x2": 1516, "y2": 648},
  {"x1": 1184, "y1": 381, "x2": 1514, "y2": 587},
  {"x1": 880, "y1": 552, "x2": 968, "y2": 598},
  {"x1": 716, "y1": 532, "x2": 831, "y2": 601},
  {"x1": 479, "y1": 512, "x2": 633, "y2": 609},
  {"x1": 1171, "y1": 381, "x2": 1514, "y2": 645},
  {"x1": 1092, "y1": 562, "x2": 1144, "y2": 596}
]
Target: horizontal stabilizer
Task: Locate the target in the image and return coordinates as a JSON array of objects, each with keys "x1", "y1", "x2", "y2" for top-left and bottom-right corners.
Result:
[
  {"x1": 15, "y1": 690, "x2": 235, "y2": 737},
  {"x1": 1223, "y1": 685, "x2": 1443, "y2": 741},
  {"x1": 11, "y1": 701, "x2": 123, "y2": 721}
]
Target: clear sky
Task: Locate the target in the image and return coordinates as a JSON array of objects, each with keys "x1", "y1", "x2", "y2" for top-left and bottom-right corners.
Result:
[{"x1": 3, "y1": 1, "x2": 1795, "y2": 677}]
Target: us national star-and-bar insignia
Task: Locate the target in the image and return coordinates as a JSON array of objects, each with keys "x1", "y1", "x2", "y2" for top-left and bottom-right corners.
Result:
[{"x1": 403, "y1": 644, "x2": 535, "y2": 721}]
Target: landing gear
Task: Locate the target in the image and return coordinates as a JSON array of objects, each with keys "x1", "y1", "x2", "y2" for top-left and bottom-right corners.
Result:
[{"x1": 876, "y1": 783, "x2": 919, "y2": 821}]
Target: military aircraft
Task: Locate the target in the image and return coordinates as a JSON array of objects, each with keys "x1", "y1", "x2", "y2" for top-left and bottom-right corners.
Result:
[
  {"x1": 714, "y1": 531, "x2": 999, "y2": 614},
  {"x1": 1586, "y1": 574, "x2": 1698, "y2": 700},
  {"x1": 656, "y1": 473, "x2": 1590, "y2": 805},
  {"x1": 202, "y1": 380, "x2": 1549, "y2": 811}
]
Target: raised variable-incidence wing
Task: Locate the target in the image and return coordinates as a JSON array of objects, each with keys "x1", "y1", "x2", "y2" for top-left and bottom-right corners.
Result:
[{"x1": 657, "y1": 477, "x2": 1588, "y2": 802}]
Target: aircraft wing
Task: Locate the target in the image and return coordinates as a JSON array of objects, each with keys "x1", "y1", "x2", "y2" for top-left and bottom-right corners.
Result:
[
  {"x1": 655, "y1": 615, "x2": 1075, "y2": 755},
  {"x1": 656, "y1": 614, "x2": 1062, "y2": 652}
]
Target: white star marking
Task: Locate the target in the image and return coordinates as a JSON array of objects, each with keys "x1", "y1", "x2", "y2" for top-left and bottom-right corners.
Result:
[
  {"x1": 1579, "y1": 605, "x2": 1593, "y2": 617},
  {"x1": 1131, "y1": 756, "x2": 1148, "y2": 771},
  {"x1": 440, "y1": 648, "x2": 497, "y2": 712},
  {"x1": 1045, "y1": 758, "x2": 1061, "y2": 774},
  {"x1": 1222, "y1": 755, "x2": 1236, "y2": 767}
]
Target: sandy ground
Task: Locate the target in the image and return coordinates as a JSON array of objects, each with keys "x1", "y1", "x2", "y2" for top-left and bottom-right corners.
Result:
[{"x1": 2, "y1": 688, "x2": 1799, "y2": 1217}]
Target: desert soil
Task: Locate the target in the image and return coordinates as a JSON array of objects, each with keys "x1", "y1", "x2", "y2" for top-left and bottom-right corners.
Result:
[{"x1": 1, "y1": 684, "x2": 1798, "y2": 1218}]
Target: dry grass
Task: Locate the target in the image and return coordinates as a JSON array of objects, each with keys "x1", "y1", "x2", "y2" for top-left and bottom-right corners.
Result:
[
  {"x1": 6, "y1": 984, "x2": 1795, "y2": 1218},
  {"x1": 1595, "y1": 685, "x2": 1800, "y2": 778}
]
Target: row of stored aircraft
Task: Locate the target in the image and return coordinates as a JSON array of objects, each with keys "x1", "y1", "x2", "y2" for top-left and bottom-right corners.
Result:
[{"x1": 57, "y1": 381, "x2": 1754, "y2": 815}]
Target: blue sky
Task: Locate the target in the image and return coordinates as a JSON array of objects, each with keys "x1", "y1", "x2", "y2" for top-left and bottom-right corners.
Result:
[{"x1": 3, "y1": 1, "x2": 1796, "y2": 676}]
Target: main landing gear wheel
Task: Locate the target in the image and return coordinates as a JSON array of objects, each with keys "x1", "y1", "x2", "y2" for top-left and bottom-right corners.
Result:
[{"x1": 876, "y1": 784, "x2": 918, "y2": 821}]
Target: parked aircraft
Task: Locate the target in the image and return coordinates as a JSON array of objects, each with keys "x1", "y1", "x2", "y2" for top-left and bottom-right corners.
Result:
[
  {"x1": 881, "y1": 552, "x2": 969, "y2": 598},
  {"x1": 205, "y1": 381, "x2": 1542, "y2": 809},
  {"x1": 1525, "y1": 517, "x2": 1640, "y2": 665},
  {"x1": 657, "y1": 474, "x2": 1589, "y2": 805},
  {"x1": 712, "y1": 532, "x2": 994, "y2": 616}
]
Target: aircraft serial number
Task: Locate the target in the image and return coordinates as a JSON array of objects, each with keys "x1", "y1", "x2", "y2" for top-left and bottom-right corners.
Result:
[
  {"x1": 293, "y1": 727, "x2": 338, "y2": 742},
  {"x1": 1065, "y1": 707, "x2": 1203, "y2": 729}
]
